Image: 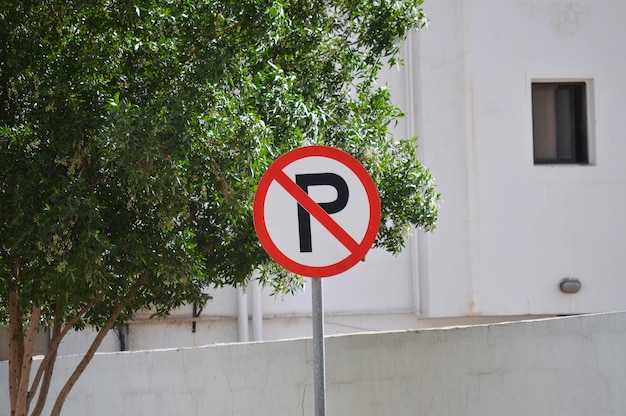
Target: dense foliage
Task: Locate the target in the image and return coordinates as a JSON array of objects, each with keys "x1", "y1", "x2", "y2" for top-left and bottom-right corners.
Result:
[{"x1": 0, "y1": 0, "x2": 437, "y2": 414}]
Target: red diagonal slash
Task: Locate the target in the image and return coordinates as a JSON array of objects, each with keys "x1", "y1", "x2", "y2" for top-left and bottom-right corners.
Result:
[{"x1": 274, "y1": 170, "x2": 361, "y2": 254}]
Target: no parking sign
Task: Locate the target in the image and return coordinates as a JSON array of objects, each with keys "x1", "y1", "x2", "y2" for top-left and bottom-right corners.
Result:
[{"x1": 253, "y1": 146, "x2": 380, "y2": 277}]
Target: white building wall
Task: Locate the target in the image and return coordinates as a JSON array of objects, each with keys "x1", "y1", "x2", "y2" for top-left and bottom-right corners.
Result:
[
  {"x1": 3, "y1": 312, "x2": 626, "y2": 416},
  {"x1": 416, "y1": 0, "x2": 626, "y2": 317}
]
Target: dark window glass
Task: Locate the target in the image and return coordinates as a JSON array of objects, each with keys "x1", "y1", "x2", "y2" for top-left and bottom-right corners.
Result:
[{"x1": 532, "y1": 82, "x2": 588, "y2": 164}]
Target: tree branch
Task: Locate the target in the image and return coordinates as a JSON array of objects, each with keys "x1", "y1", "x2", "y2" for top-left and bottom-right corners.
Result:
[
  {"x1": 49, "y1": 271, "x2": 151, "y2": 416},
  {"x1": 28, "y1": 306, "x2": 60, "y2": 416},
  {"x1": 27, "y1": 290, "x2": 106, "y2": 414}
]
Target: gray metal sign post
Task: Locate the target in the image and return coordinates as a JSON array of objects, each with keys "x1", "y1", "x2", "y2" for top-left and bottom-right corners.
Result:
[{"x1": 312, "y1": 278, "x2": 326, "y2": 416}]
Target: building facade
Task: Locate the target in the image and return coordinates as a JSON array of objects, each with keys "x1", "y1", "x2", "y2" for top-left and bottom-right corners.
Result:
[{"x1": 4, "y1": 0, "x2": 625, "y2": 357}]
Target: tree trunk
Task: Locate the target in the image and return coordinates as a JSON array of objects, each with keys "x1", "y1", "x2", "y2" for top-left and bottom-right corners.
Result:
[
  {"x1": 8, "y1": 260, "x2": 27, "y2": 416},
  {"x1": 8, "y1": 288, "x2": 22, "y2": 416},
  {"x1": 14, "y1": 306, "x2": 41, "y2": 416}
]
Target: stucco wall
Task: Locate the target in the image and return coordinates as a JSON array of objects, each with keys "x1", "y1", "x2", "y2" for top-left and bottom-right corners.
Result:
[
  {"x1": 415, "y1": 0, "x2": 626, "y2": 317},
  {"x1": 2, "y1": 312, "x2": 625, "y2": 415}
]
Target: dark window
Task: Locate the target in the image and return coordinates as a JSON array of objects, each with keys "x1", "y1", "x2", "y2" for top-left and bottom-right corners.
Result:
[{"x1": 532, "y1": 82, "x2": 588, "y2": 164}]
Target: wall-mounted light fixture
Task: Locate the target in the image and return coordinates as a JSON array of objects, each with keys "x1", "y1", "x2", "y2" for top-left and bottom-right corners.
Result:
[{"x1": 559, "y1": 278, "x2": 582, "y2": 294}]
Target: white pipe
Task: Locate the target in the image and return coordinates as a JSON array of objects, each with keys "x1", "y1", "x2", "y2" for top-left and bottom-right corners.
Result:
[
  {"x1": 237, "y1": 287, "x2": 249, "y2": 342},
  {"x1": 404, "y1": 29, "x2": 426, "y2": 317},
  {"x1": 250, "y1": 279, "x2": 264, "y2": 341}
]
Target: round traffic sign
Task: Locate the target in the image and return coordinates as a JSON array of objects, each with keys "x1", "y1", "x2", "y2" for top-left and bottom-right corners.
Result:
[{"x1": 253, "y1": 146, "x2": 380, "y2": 278}]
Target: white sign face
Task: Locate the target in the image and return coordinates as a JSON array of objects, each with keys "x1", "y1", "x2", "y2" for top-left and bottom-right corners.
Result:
[{"x1": 253, "y1": 146, "x2": 380, "y2": 278}]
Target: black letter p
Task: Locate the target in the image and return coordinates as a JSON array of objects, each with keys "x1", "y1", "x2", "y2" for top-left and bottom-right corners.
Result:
[{"x1": 296, "y1": 173, "x2": 349, "y2": 253}]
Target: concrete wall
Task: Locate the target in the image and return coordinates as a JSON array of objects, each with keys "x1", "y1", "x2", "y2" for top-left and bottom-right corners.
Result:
[{"x1": 2, "y1": 312, "x2": 626, "y2": 416}]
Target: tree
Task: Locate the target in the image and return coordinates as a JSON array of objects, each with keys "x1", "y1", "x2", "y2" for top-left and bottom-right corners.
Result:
[{"x1": 0, "y1": 0, "x2": 438, "y2": 415}]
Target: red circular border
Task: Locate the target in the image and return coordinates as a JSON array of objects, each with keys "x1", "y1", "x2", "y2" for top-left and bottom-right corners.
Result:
[{"x1": 253, "y1": 146, "x2": 381, "y2": 278}]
